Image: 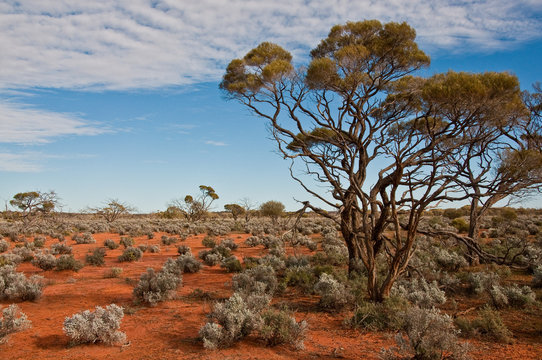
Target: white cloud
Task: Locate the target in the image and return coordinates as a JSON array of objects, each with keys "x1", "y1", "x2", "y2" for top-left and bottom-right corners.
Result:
[
  {"x1": 0, "y1": 152, "x2": 43, "y2": 172},
  {"x1": 205, "y1": 140, "x2": 227, "y2": 146},
  {"x1": 0, "y1": 0, "x2": 541, "y2": 90},
  {"x1": 0, "y1": 101, "x2": 109, "y2": 144}
]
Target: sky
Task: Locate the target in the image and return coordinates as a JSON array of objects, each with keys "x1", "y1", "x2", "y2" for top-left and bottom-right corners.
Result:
[{"x1": 1, "y1": 0, "x2": 542, "y2": 213}]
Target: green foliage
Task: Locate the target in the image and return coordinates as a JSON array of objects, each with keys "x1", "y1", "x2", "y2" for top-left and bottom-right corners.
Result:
[
  {"x1": 259, "y1": 201, "x2": 285, "y2": 223},
  {"x1": 259, "y1": 309, "x2": 307, "y2": 349},
  {"x1": 451, "y1": 218, "x2": 469, "y2": 233},
  {"x1": 118, "y1": 247, "x2": 143, "y2": 262},
  {"x1": 348, "y1": 296, "x2": 408, "y2": 331},
  {"x1": 55, "y1": 254, "x2": 84, "y2": 272},
  {"x1": 224, "y1": 204, "x2": 245, "y2": 221},
  {"x1": 455, "y1": 305, "x2": 512, "y2": 343},
  {"x1": 85, "y1": 248, "x2": 106, "y2": 267}
]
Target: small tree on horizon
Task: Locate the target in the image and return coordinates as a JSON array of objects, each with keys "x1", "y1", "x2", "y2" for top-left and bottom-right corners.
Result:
[
  {"x1": 259, "y1": 201, "x2": 285, "y2": 224},
  {"x1": 170, "y1": 185, "x2": 219, "y2": 222},
  {"x1": 90, "y1": 199, "x2": 135, "y2": 223}
]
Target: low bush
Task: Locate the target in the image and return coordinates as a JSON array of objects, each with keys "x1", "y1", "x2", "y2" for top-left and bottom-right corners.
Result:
[
  {"x1": 489, "y1": 284, "x2": 536, "y2": 308},
  {"x1": 533, "y1": 266, "x2": 542, "y2": 288},
  {"x1": 0, "y1": 265, "x2": 44, "y2": 301},
  {"x1": 86, "y1": 248, "x2": 106, "y2": 267},
  {"x1": 11, "y1": 247, "x2": 34, "y2": 262},
  {"x1": 465, "y1": 271, "x2": 499, "y2": 295},
  {"x1": 50, "y1": 242, "x2": 72, "y2": 255},
  {"x1": 104, "y1": 267, "x2": 123, "y2": 278},
  {"x1": 55, "y1": 254, "x2": 84, "y2": 272},
  {"x1": 199, "y1": 293, "x2": 260, "y2": 349},
  {"x1": 259, "y1": 309, "x2": 307, "y2": 349},
  {"x1": 0, "y1": 304, "x2": 32, "y2": 343},
  {"x1": 314, "y1": 273, "x2": 352, "y2": 310},
  {"x1": 220, "y1": 238, "x2": 238, "y2": 251},
  {"x1": 31, "y1": 252, "x2": 57, "y2": 270},
  {"x1": 119, "y1": 237, "x2": 134, "y2": 248},
  {"x1": 161, "y1": 235, "x2": 177, "y2": 246},
  {"x1": 104, "y1": 239, "x2": 119, "y2": 250},
  {"x1": 348, "y1": 296, "x2": 408, "y2": 331},
  {"x1": 221, "y1": 256, "x2": 243, "y2": 273},
  {"x1": 455, "y1": 305, "x2": 512, "y2": 343},
  {"x1": 391, "y1": 278, "x2": 446, "y2": 308},
  {"x1": 133, "y1": 267, "x2": 182, "y2": 306},
  {"x1": 118, "y1": 247, "x2": 143, "y2": 262},
  {"x1": 232, "y1": 265, "x2": 277, "y2": 297},
  {"x1": 63, "y1": 304, "x2": 126, "y2": 345},
  {"x1": 176, "y1": 254, "x2": 202, "y2": 273},
  {"x1": 0, "y1": 239, "x2": 8, "y2": 253},
  {"x1": 148, "y1": 245, "x2": 160, "y2": 253},
  {"x1": 202, "y1": 236, "x2": 217, "y2": 249},
  {"x1": 177, "y1": 245, "x2": 191, "y2": 256},
  {"x1": 382, "y1": 307, "x2": 470, "y2": 360},
  {"x1": 73, "y1": 233, "x2": 96, "y2": 244},
  {"x1": 33, "y1": 236, "x2": 46, "y2": 248}
]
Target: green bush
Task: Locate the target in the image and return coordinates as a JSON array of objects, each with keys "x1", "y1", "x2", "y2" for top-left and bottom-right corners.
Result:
[
  {"x1": 86, "y1": 248, "x2": 106, "y2": 267},
  {"x1": 104, "y1": 239, "x2": 119, "y2": 250},
  {"x1": 259, "y1": 309, "x2": 307, "y2": 349},
  {"x1": 455, "y1": 305, "x2": 512, "y2": 343},
  {"x1": 118, "y1": 247, "x2": 143, "y2": 262},
  {"x1": 55, "y1": 254, "x2": 84, "y2": 272}
]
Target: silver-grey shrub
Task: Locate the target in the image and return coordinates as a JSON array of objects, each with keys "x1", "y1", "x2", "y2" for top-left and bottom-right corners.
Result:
[
  {"x1": 0, "y1": 239, "x2": 8, "y2": 253},
  {"x1": 232, "y1": 265, "x2": 277, "y2": 297},
  {"x1": 118, "y1": 247, "x2": 143, "y2": 262},
  {"x1": 50, "y1": 242, "x2": 72, "y2": 255},
  {"x1": 133, "y1": 267, "x2": 182, "y2": 306},
  {"x1": 466, "y1": 271, "x2": 500, "y2": 295},
  {"x1": 314, "y1": 273, "x2": 353, "y2": 310},
  {"x1": 533, "y1": 266, "x2": 542, "y2": 288},
  {"x1": 391, "y1": 278, "x2": 446, "y2": 308},
  {"x1": 0, "y1": 304, "x2": 31, "y2": 343},
  {"x1": 0, "y1": 265, "x2": 44, "y2": 301},
  {"x1": 31, "y1": 252, "x2": 57, "y2": 270},
  {"x1": 199, "y1": 293, "x2": 261, "y2": 349},
  {"x1": 489, "y1": 284, "x2": 536, "y2": 308},
  {"x1": 382, "y1": 307, "x2": 470, "y2": 360},
  {"x1": 72, "y1": 233, "x2": 96, "y2": 244},
  {"x1": 63, "y1": 304, "x2": 126, "y2": 345}
]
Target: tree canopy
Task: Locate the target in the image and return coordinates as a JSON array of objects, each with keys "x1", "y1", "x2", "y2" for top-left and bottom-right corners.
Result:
[{"x1": 221, "y1": 20, "x2": 542, "y2": 301}]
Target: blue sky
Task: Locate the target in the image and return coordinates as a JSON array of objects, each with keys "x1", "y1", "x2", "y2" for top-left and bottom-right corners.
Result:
[{"x1": 1, "y1": 0, "x2": 542, "y2": 212}]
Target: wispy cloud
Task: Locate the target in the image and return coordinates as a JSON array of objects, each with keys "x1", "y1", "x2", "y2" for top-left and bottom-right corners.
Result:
[
  {"x1": 1, "y1": 1, "x2": 540, "y2": 90},
  {"x1": 205, "y1": 140, "x2": 227, "y2": 147},
  {"x1": 0, "y1": 152, "x2": 43, "y2": 172},
  {"x1": 0, "y1": 101, "x2": 109, "y2": 144}
]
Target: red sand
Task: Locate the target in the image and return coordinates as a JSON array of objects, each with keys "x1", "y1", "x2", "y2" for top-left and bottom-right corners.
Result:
[{"x1": 2, "y1": 232, "x2": 541, "y2": 359}]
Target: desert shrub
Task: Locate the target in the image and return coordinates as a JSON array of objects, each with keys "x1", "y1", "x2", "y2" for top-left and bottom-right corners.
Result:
[
  {"x1": 257, "y1": 254, "x2": 286, "y2": 271},
  {"x1": 118, "y1": 247, "x2": 143, "y2": 262},
  {"x1": 220, "y1": 238, "x2": 238, "y2": 251},
  {"x1": 465, "y1": 271, "x2": 499, "y2": 295},
  {"x1": 455, "y1": 305, "x2": 512, "y2": 343},
  {"x1": 86, "y1": 248, "x2": 106, "y2": 266},
  {"x1": 133, "y1": 267, "x2": 182, "y2": 306},
  {"x1": 245, "y1": 236, "x2": 262, "y2": 247},
  {"x1": 202, "y1": 235, "x2": 217, "y2": 248},
  {"x1": 391, "y1": 278, "x2": 446, "y2": 308},
  {"x1": 33, "y1": 236, "x2": 46, "y2": 248},
  {"x1": 282, "y1": 265, "x2": 316, "y2": 293},
  {"x1": 31, "y1": 252, "x2": 57, "y2": 270},
  {"x1": 104, "y1": 239, "x2": 119, "y2": 250},
  {"x1": 63, "y1": 304, "x2": 126, "y2": 345},
  {"x1": 161, "y1": 235, "x2": 177, "y2": 246},
  {"x1": 434, "y1": 248, "x2": 467, "y2": 271},
  {"x1": 105, "y1": 267, "x2": 123, "y2": 278},
  {"x1": 198, "y1": 250, "x2": 222, "y2": 266},
  {"x1": 451, "y1": 218, "x2": 469, "y2": 233},
  {"x1": 221, "y1": 256, "x2": 243, "y2": 273},
  {"x1": 320, "y1": 234, "x2": 348, "y2": 265},
  {"x1": 532, "y1": 266, "x2": 542, "y2": 288},
  {"x1": 176, "y1": 254, "x2": 202, "y2": 273},
  {"x1": 314, "y1": 273, "x2": 353, "y2": 310},
  {"x1": 0, "y1": 265, "x2": 44, "y2": 301},
  {"x1": 138, "y1": 244, "x2": 148, "y2": 252},
  {"x1": 443, "y1": 208, "x2": 464, "y2": 220},
  {"x1": 55, "y1": 254, "x2": 84, "y2": 272},
  {"x1": 11, "y1": 247, "x2": 34, "y2": 262},
  {"x1": 119, "y1": 236, "x2": 134, "y2": 248},
  {"x1": 51, "y1": 242, "x2": 72, "y2": 255},
  {"x1": 199, "y1": 293, "x2": 261, "y2": 349},
  {"x1": 177, "y1": 245, "x2": 191, "y2": 256},
  {"x1": 285, "y1": 255, "x2": 311, "y2": 268},
  {"x1": 148, "y1": 244, "x2": 160, "y2": 253},
  {"x1": 73, "y1": 233, "x2": 96, "y2": 244},
  {"x1": 259, "y1": 309, "x2": 307, "y2": 349},
  {"x1": 382, "y1": 307, "x2": 470, "y2": 360},
  {"x1": 348, "y1": 296, "x2": 408, "y2": 331},
  {"x1": 489, "y1": 284, "x2": 536, "y2": 308},
  {"x1": 0, "y1": 304, "x2": 31, "y2": 343},
  {"x1": 0, "y1": 253, "x2": 22, "y2": 267},
  {"x1": 0, "y1": 239, "x2": 8, "y2": 253},
  {"x1": 232, "y1": 265, "x2": 277, "y2": 297}
]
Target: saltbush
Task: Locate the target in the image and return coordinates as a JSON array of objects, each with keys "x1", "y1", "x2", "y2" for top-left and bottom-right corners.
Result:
[
  {"x1": 382, "y1": 307, "x2": 470, "y2": 360},
  {"x1": 489, "y1": 284, "x2": 536, "y2": 308},
  {"x1": 314, "y1": 273, "x2": 352, "y2": 310},
  {"x1": 118, "y1": 247, "x2": 143, "y2": 262},
  {"x1": 63, "y1": 304, "x2": 126, "y2": 345},
  {"x1": 177, "y1": 245, "x2": 191, "y2": 256},
  {"x1": 0, "y1": 239, "x2": 8, "y2": 253},
  {"x1": 86, "y1": 248, "x2": 106, "y2": 266},
  {"x1": 0, "y1": 265, "x2": 44, "y2": 301},
  {"x1": 259, "y1": 309, "x2": 307, "y2": 349},
  {"x1": 455, "y1": 305, "x2": 512, "y2": 343},
  {"x1": 104, "y1": 239, "x2": 119, "y2": 250},
  {"x1": 0, "y1": 304, "x2": 31, "y2": 343},
  {"x1": 391, "y1": 278, "x2": 446, "y2": 308},
  {"x1": 55, "y1": 254, "x2": 84, "y2": 272},
  {"x1": 31, "y1": 252, "x2": 57, "y2": 270},
  {"x1": 73, "y1": 233, "x2": 96, "y2": 244},
  {"x1": 119, "y1": 237, "x2": 134, "y2": 248},
  {"x1": 50, "y1": 242, "x2": 72, "y2": 255},
  {"x1": 221, "y1": 256, "x2": 243, "y2": 273},
  {"x1": 133, "y1": 267, "x2": 182, "y2": 306}
]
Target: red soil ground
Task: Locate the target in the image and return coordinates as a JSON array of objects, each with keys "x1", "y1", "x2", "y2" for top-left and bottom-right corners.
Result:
[{"x1": 2, "y1": 232, "x2": 541, "y2": 359}]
